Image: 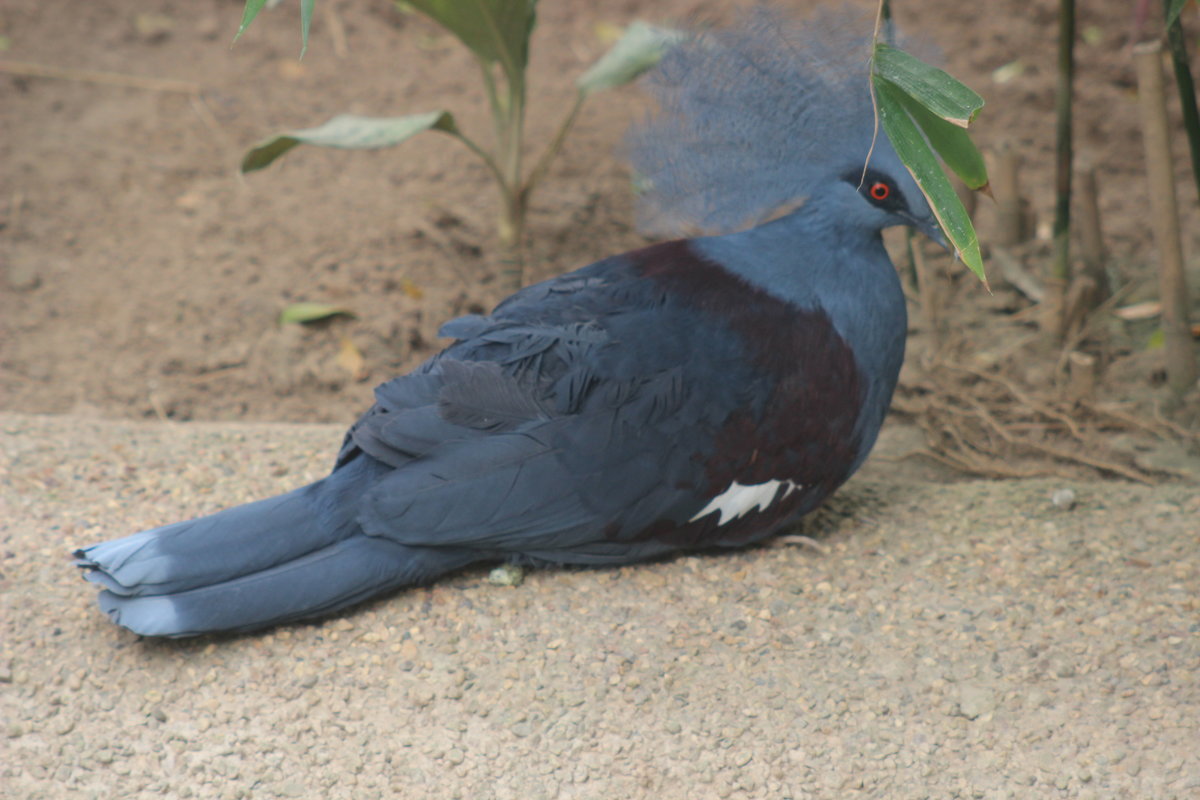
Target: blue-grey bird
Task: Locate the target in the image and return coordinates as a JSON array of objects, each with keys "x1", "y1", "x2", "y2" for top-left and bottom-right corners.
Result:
[{"x1": 74, "y1": 8, "x2": 943, "y2": 637}]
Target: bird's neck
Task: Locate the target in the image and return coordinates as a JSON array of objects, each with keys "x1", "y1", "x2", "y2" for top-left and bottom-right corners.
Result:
[{"x1": 692, "y1": 203, "x2": 898, "y2": 319}]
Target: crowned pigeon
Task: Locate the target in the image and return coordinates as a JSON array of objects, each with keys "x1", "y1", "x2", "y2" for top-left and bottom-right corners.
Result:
[{"x1": 74, "y1": 8, "x2": 944, "y2": 637}]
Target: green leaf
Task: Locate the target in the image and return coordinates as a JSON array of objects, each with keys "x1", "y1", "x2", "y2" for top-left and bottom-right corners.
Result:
[
  {"x1": 234, "y1": 0, "x2": 269, "y2": 44},
  {"x1": 882, "y1": 78, "x2": 989, "y2": 191},
  {"x1": 576, "y1": 22, "x2": 683, "y2": 95},
  {"x1": 404, "y1": 0, "x2": 537, "y2": 82},
  {"x1": 241, "y1": 112, "x2": 460, "y2": 172},
  {"x1": 300, "y1": 0, "x2": 314, "y2": 58},
  {"x1": 874, "y1": 43, "x2": 984, "y2": 127},
  {"x1": 278, "y1": 303, "x2": 357, "y2": 325},
  {"x1": 234, "y1": 0, "x2": 312, "y2": 57},
  {"x1": 876, "y1": 81, "x2": 986, "y2": 284},
  {"x1": 1167, "y1": 0, "x2": 1188, "y2": 27}
]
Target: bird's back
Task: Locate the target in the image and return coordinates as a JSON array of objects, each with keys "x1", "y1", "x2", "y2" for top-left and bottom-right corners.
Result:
[{"x1": 341, "y1": 228, "x2": 901, "y2": 561}]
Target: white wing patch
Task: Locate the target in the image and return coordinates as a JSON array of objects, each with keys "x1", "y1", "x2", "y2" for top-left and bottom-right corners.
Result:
[{"x1": 689, "y1": 479, "x2": 801, "y2": 526}]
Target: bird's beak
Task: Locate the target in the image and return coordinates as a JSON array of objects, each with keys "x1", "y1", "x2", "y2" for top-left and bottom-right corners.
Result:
[{"x1": 912, "y1": 214, "x2": 949, "y2": 251}]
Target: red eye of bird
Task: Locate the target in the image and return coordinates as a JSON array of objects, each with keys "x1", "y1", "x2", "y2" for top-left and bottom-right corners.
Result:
[{"x1": 869, "y1": 181, "x2": 891, "y2": 201}]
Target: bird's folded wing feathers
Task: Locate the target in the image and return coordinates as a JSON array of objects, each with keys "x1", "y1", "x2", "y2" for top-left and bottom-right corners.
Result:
[
  {"x1": 352, "y1": 356, "x2": 706, "y2": 553},
  {"x1": 337, "y1": 265, "x2": 736, "y2": 556},
  {"x1": 357, "y1": 411, "x2": 698, "y2": 557}
]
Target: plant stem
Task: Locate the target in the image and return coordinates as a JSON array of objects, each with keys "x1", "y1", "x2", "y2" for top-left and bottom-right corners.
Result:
[
  {"x1": 524, "y1": 92, "x2": 585, "y2": 202},
  {"x1": 1134, "y1": 40, "x2": 1198, "y2": 402},
  {"x1": 1077, "y1": 166, "x2": 1109, "y2": 303},
  {"x1": 477, "y1": 60, "x2": 506, "y2": 161},
  {"x1": 992, "y1": 143, "x2": 1024, "y2": 246},
  {"x1": 449, "y1": 130, "x2": 508, "y2": 193},
  {"x1": 1045, "y1": 0, "x2": 1075, "y2": 343},
  {"x1": 497, "y1": 69, "x2": 528, "y2": 290},
  {"x1": 473, "y1": 52, "x2": 528, "y2": 289},
  {"x1": 1166, "y1": 14, "x2": 1200, "y2": 204},
  {"x1": 1052, "y1": 0, "x2": 1074, "y2": 282}
]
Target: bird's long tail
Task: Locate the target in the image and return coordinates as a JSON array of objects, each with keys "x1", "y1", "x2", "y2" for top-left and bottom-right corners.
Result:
[{"x1": 73, "y1": 457, "x2": 479, "y2": 638}]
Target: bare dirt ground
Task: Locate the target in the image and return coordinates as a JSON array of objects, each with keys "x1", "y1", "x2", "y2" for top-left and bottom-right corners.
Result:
[
  {"x1": 2, "y1": 0, "x2": 1200, "y2": 797},
  {"x1": 3, "y1": 0, "x2": 1199, "y2": 428}
]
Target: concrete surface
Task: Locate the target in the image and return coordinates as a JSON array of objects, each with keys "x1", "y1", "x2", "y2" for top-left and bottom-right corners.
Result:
[{"x1": 2, "y1": 413, "x2": 1197, "y2": 799}]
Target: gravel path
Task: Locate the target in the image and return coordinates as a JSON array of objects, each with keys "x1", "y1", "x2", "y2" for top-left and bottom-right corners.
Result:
[{"x1": 2, "y1": 412, "x2": 1198, "y2": 799}]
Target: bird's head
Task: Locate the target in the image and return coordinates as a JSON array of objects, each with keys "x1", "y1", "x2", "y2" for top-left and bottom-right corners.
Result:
[
  {"x1": 827, "y1": 150, "x2": 945, "y2": 245},
  {"x1": 628, "y1": 6, "x2": 946, "y2": 249}
]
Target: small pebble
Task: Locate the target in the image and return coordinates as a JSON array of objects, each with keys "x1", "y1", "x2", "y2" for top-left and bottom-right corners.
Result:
[
  {"x1": 1050, "y1": 488, "x2": 1076, "y2": 510},
  {"x1": 957, "y1": 686, "x2": 996, "y2": 720},
  {"x1": 488, "y1": 564, "x2": 526, "y2": 586}
]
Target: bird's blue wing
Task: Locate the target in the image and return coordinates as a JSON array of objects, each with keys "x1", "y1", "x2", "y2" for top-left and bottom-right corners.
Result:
[
  {"x1": 356, "y1": 368, "x2": 707, "y2": 562},
  {"x1": 338, "y1": 256, "x2": 749, "y2": 563},
  {"x1": 336, "y1": 239, "x2": 871, "y2": 564}
]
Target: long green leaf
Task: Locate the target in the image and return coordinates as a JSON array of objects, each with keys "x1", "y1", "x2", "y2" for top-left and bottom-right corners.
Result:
[
  {"x1": 404, "y1": 0, "x2": 537, "y2": 82},
  {"x1": 882, "y1": 77, "x2": 989, "y2": 190},
  {"x1": 874, "y1": 43, "x2": 984, "y2": 127},
  {"x1": 1167, "y1": 0, "x2": 1188, "y2": 26},
  {"x1": 300, "y1": 0, "x2": 314, "y2": 57},
  {"x1": 241, "y1": 112, "x2": 460, "y2": 172},
  {"x1": 576, "y1": 22, "x2": 683, "y2": 95},
  {"x1": 876, "y1": 81, "x2": 986, "y2": 283},
  {"x1": 234, "y1": 0, "x2": 269, "y2": 44}
]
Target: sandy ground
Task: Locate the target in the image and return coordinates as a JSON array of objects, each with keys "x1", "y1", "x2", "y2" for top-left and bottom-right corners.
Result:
[{"x1": 2, "y1": 411, "x2": 1197, "y2": 799}]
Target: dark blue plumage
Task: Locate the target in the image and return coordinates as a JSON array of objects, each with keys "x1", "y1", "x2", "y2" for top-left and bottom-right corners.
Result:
[{"x1": 74, "y1": 8, "x2": 944, "y2": 637}]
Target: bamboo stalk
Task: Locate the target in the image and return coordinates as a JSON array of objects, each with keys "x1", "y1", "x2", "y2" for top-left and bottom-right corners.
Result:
[
  {"x1": 1133, "y1": 41, "x2": 1198, "y2": 401},
  {"x1": 1076, "y1": 167, "x2": 1109, "y2": 302},
  {"x1": 1047, "y1": 0, "x2": 1076, "y2": 342},
  {"x1": 1066, "y1": 350, "x2": 1097, "y2": 404},
  {"x1": 1166, "y1": 15, "x2": 1200, "y2": 204},
  {"x1": 1052, "y1": 0, "x2": 1076, "y2": 255},
  {"x1": 990, "y1": 144, "x2": 1024, "y2": 246}
]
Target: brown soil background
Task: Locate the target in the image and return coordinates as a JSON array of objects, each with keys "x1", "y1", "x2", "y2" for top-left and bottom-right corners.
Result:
[{"x1": 3, "y1": 0, "x2": 1199, "y2": 429}]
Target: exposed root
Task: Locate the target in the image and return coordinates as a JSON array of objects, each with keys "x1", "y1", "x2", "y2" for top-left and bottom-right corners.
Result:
[{"x1": 895, "y1": 352, "x2": 1195, "y2": 484}]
